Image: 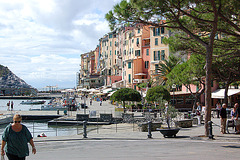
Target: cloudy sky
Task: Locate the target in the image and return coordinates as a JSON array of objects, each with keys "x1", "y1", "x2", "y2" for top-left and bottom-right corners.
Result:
[{"x1": 0, "y1": 0, "x2": 121, "y2": 89}]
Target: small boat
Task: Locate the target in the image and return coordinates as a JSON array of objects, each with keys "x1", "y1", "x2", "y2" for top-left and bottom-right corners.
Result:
[
  {"x1": 29, "y1": 103, "x2": 68, "y2": 111},
  {"x1": 20, "y1": 100, "x2": 46, "y2": 105},
  {"x1": 0, "y1": 114, "x2": 13, "y2": 125}
]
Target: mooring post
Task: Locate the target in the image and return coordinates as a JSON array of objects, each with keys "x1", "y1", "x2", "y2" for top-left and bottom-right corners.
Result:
[
  {"x1": 83, "y1": 120, "x2": 87, "y2": 138},
  {"x1": 148, "y1": 121, "x2": 152, "y2": 138},
  {"x1": 208, "y1": 121, "x2": 214, "y2": 139}
]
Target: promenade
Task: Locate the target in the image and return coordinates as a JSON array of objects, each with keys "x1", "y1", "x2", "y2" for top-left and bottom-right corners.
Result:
[{"x1": 1, "y1": 98, "x2": 240, "y2": 159}]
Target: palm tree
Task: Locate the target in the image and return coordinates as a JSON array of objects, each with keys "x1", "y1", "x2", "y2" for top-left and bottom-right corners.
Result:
[{"x1": 151, "y1": 55, "x2": 182, "y2": 87}]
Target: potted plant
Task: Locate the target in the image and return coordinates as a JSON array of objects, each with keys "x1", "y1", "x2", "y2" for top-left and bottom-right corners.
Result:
[{"x1": 157, "y1": 101, "x2": 181, "y2": 138}]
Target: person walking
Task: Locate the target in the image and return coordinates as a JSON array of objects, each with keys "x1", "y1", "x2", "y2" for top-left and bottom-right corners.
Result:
[
  {"x1": 196, "y1": 102, "x2": 202, "y2": 125},
  {"x1": 1, "y1": 114, "x2": 36, "y2": 160},
  {"x1": 216, "y1": 102, "x2": 221, "y2": 118},
  {"x1": 220, "y1": 103, "x2": 227, "y2": 134},
  {"x1": 7, "y1": 101, "x2": 10, "y2": 111},
  {"x1": 234, "y1": 103, "x2": 240, "y2": 134},
  {"x1": 10, "y1": 101, "x2": 14, "y2": 111}
]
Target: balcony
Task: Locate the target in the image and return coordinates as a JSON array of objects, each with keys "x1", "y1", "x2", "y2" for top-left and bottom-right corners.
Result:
[{"x1": 133, "y1": 79, "x2": 148, "y2": 84}]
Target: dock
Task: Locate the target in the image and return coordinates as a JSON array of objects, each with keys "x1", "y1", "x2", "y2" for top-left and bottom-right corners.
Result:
[
  {"x1": 22, "y1": 115, "x2": 62, "y2": 120},
  {"x1": 48, "y1": 120, "x2": 111, "y2": 126}
]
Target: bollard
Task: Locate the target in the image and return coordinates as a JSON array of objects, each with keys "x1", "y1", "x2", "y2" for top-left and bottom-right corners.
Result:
[
  {"x1": 83, "y1": 121, "x2": 87, "y2": 138},
  {"x1": 208, "y1": 121, "x2": 214, "y2": 139},
  {"x1": 148, "y1": 121, "x2": 152, "y2": 138}
]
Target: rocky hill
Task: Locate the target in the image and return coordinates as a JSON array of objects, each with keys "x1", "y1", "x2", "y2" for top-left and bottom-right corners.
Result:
[{"x1": 0, "y1": 65, "x2": 32, "y2": 89}]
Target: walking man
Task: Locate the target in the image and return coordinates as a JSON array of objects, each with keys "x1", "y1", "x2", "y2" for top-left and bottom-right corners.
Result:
[
  {"x1": 11, "y1": 101, "x2": 14, "y2": 111},
  {"x1": 220, "y1": 103, "x2": 227, "y2": 134}
]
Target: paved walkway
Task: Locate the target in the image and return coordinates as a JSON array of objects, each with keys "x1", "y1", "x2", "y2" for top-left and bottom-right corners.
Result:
[{"x1": 1, "y1": 98, "x2": 240, "y2": 159}]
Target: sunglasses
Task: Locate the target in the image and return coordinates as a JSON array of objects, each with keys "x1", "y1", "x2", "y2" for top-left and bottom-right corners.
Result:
[{"x1": 14, "y1": 121, "x2": 21, "y2": 123}]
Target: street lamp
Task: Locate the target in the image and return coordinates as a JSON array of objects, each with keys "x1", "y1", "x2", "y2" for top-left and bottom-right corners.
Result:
[{"x1": 172, "y1": 84, "x2": 176, "y2": 106}]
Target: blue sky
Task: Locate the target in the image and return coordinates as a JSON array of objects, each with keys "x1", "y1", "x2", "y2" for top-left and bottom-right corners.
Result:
[{"x1": 0, "y1": 0, "x2": 121, "y2": 89}]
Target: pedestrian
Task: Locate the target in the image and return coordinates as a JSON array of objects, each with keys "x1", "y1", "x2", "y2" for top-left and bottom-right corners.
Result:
[
  {"x1": 234, "y1": 103, "x2": 240, "y2": 134},
  {"x1": 11, "y1": 101, "x2": 14, "y2": 111},
  {"x1": 216, "y1": 102, "x2": 221, "y2": 118},
  {"x1": 7, "y1": 101, "x2": 10, "y2": 111},
  {"x1": 1, "y1": 114, "x2": 36, "y2": 160},
  {"x1": 196, "y1": 102, "x2": 202, "y2": 125},
  {"x1": 90, "y1": 98, "x2": 92, "y2": 105},
  {"x1": 100, "y1": 98, "x2": 102, "y2": 106},
  {"x1": 220, "y1": 103, "x2": 227, "y2": 134}
]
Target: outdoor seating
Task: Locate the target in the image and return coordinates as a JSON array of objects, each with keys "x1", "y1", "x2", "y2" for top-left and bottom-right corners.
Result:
[{"x1": 226, "y1": 119, "x2": 236, "y2": 134}]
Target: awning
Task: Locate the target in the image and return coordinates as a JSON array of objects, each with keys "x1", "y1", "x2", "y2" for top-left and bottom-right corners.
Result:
[
  {"x1": 102, "y1": 88, "x2": 113, "y2": 93},
  {"x1": 211, "y1": 89, "x2": 240, "y2": 99},
  {"x1": 107, "y1": 91, "x2": 116, "y2": 97},
  {"x1": 135, "y1": 73, "x2": 146, "y2": 76},
  {"x1": 96, "y1": 92, "x2": 107, "y2": 96}
]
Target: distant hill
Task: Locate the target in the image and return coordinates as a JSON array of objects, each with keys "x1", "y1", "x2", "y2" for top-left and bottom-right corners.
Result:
[{"x1": 0, "y1": 64, "x2": 32, "y2": 89}]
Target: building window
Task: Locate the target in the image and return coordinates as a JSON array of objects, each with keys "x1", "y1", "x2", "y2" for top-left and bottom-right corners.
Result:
[
  {"x1": 146, "y1": 49, "x2": 149, "y2": 56},
  {"x1": 128, "y1": 74, "x2": 131, "y2": 83},
  {"x1": 145, "y1": 61, "x2": 149, "y2": 69},
  {"x1": 155, "y1": 38, "x2": 158, "y2": 45},
  {"x1": 135, "y1": 50, "x2": 141, "y2": 56},
  {"x1": 110, "y1": 41, "x2": 112, "y2": 47},
  {"x1": 161, "y1": 27, "x2": 165, "y2": 34},
  {"x1": 115, "y1": 50, "x2": 116, "y2": 55},
  {"x1": 161, "y1": 50, "x2": 165, "y2": 60},
  {"x1": 137, "y1": 38, "x2": 139, "y2": 45},
  {"x1": 154, "y1": 51, "x2": 160, "y2": 61},
  {"x1": 138, "y1": 28, "x2": 140, "y2": 33},
  {"x1": 110, "y1": 51, "x2": 111, "y2": 55},
  {"x1": 128, "y1": 62, "x2": 132, "y2": 69},
  {"x1": 129, "y1": 48, "x2": 131, "y2": 55},
  {"x1": 153, "y1": 27, "x2": 160, "y2": 36},
  {"x1": 161, "y1": 37, "x2": 164, "y2": 44}
]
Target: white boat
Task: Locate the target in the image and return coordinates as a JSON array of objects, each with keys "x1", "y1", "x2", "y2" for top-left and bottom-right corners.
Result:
[
  {"x1": 0, "y1": 114, "x2": 13, "y2": 125},
  {"x1": 29, "y1": 103, "x2": 68, "y2": 111},
  {"x1": 20, "y1": 100, "x2": 46, "y2": 105}
]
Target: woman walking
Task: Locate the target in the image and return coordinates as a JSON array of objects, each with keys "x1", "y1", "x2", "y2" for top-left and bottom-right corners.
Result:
[{"x1": 1, "y1": 114, "x2": 36, "y2": 160}]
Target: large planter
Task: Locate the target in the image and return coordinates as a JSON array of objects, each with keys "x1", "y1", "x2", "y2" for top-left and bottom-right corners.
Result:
[
  {"x1": 157, "y1": 128, "x2": 181, "y2": 138},
  {"x1": 139, "y1": 122, "x2": 162, "y2": 132},
  {"x1": 175, "y1": 119, "x2": 193, "y2": 128}
]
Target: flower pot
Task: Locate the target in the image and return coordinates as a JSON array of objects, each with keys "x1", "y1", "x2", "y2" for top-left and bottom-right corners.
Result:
[{"x1": 157, "y1": 128, "x2": 181, "y2": 138}]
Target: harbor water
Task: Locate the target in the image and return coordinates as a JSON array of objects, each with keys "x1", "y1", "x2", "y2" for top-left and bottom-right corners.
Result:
[{"x1": 0, "y1": 99, "x2": 82, "y2": 137}]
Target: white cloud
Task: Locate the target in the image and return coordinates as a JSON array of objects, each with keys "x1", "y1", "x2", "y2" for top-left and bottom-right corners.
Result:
[{"x1": 0, "y1": 0, "x2": 121, "y2": 89}]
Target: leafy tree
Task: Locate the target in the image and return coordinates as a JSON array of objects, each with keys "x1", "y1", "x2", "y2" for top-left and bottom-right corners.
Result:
[
  {"x1": 106, "y1": 0, "x2": 240, "y2": 136},
  {"x1": 146, "y1": 86, "x2": 170, "y2": 104},
  {"x1": 167, "y1": 54, "x2": 206, "y2": 111},
  {"x1": 212, "y1": 56, "x2": 240, "y2": 104},
  {"x1": 110, "y1": 88, "x2": 141, "y2": 112}
]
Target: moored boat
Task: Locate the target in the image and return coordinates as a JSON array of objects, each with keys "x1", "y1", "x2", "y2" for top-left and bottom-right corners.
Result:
[
  {"x1": 0, "y1": 114, "x2": 13, "y2": 125},
  {"x1": 20, "y1": 100, "x2": 46, "y2": 105}
]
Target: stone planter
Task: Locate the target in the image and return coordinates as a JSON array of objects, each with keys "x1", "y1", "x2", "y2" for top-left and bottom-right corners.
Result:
[
  {"x1": 140, "y1": 122, "x2": 162, "y2": 132},
  {"x1": 157, "y1": 128, "x2": 181, "y2": 138},
  {"x1": 175, "y1": 119, "x2": 193, "y2": 128}
]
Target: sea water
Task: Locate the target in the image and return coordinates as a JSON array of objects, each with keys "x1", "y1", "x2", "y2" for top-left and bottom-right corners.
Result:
[{"x1": 0, "y1": 99, "x2": 83, "y2": 137}]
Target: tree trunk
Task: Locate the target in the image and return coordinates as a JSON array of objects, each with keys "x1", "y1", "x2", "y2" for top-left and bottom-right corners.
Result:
[
  {"x1": 224, "y1": 83, "x2": 230, "y2": 105},
  {"x1": 204, "y1": 48, "x2": 213, "y2": 137}
]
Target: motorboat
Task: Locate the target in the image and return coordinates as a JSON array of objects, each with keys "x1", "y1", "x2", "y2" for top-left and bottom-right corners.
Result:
[
  {"x1": 29, "y1": 103, "x2": 68, "y2": 111},
  {"x1": 20, "y1": 100, "x2": 46, "y2": 105},
  {"x1": 0, "y1": 114, "x2": 13, "y2": 125}
]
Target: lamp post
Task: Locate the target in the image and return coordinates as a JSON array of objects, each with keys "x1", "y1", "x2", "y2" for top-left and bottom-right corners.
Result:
[{"x1": 172, "y1": 84, "x2": 176, "y2": 106}]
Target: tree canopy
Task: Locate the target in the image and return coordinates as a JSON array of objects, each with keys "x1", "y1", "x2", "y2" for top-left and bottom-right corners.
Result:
[
  {"x1": 106, "y1": 0, "x2": 240, "y2": 136},
  {"x1": 110, "y1": 88, "x2": 141, "y2": 112},
  {"x1": 146, "y1": 85, "x2": 170, "y2": 103}
]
